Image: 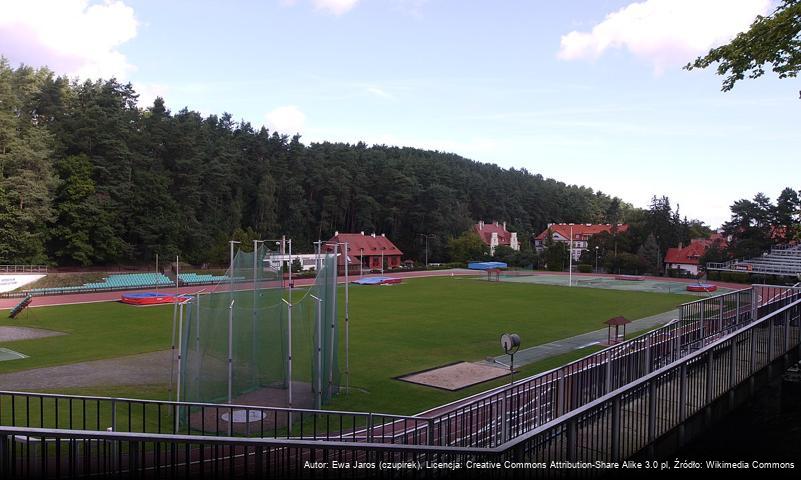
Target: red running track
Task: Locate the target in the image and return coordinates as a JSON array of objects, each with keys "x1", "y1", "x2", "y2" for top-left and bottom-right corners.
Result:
[{"x1": 0, "y1": 269, "x2": 480, "y2": 310}]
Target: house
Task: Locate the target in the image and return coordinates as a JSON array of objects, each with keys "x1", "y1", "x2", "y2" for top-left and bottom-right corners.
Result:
[
  {"x1": 325, "y1": 232, "x2": 404, "y2": 272},
  {"x1": 474, "y1": 221, "x2": 519, "y2": 255},
  {"x1": 664, "y1": 233, "x2": 728, "y2": 276},
  {"x1": 534, "y1": 223, "x2": 629, "y2": 261}
]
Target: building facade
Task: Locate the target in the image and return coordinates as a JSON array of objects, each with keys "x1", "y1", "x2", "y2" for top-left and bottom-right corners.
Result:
[
  {"x1": 534, "y1": 223, "x2": 629, "y2": 261},
  {"x1": 474, "y1": 221, "x2": 519, "y2": 256},
  {"x1": 325, "y1": 232, "x2": 404, "y2": 272},
  {"x1": 664, "y1": 233, "x2": 728, "y2": 276}
]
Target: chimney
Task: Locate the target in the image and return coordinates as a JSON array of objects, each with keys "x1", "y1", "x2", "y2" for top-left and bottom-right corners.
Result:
[
  {"x1": 381, "y1": 233, "x2": 385, "y2": 237},
  {"x1": 495, "y1": 221, "x2": 499, "y2": 227},
  {"x1": 479, "y1": 220, "x2": 484, "y2": 230},
  {"x1": 371, "y1": 232, "x2": 376, "y2": 238},
  {"x1": 360, "y1": 231, "x2": 364, "y2": 236},
  {"x1": 503, "y1": 221, "x2": 506, "y2": 231},
  {"x1": 334, "y1": 231, "x2": 339, "y2": 237},
  {"x1": 678, "y1": 242, "x2": 683, "y2": 249}
]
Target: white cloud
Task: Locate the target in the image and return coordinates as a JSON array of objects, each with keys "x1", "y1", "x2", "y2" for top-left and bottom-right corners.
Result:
[
  {"x1": 366, "y1": 86, "x2": 394, "y2": 99},
  {"x1": 558, "y1": 0, "x2": 772, "y2": 73},
  {"x1": 0, "y1": 0, "x2": 139, "y2": 79},
  {"x1": 265, "y1": 105, "x2": 307, "y2": 134},
  {"x1": 313, "y1": 0, "x2": 360, "y2": 15},
  {"x1": 135, "y1": 82, "x2": 170, "y2": 108}
]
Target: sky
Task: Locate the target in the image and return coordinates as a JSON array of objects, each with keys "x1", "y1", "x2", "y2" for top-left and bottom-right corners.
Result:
[{"x1": 1, "y1": 0, "x2": 798, "y2": 228}]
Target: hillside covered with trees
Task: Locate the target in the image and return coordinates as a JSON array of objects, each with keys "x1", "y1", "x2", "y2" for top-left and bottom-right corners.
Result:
[{"x1": 1, "y1": 59, "x2": 634, "y2": 266}]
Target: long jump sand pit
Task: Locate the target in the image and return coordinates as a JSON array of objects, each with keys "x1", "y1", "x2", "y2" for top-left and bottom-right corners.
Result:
[
  {"x1": 397, "y1": 361, "x2": 510, "y2": 391},
  {"x1": 0, "y1": 326, "x2": 66, "y2": 341}
]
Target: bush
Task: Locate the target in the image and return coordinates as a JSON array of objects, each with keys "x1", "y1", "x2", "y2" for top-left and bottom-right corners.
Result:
[
  {"x1": 706, "y1": 270, "x2": 720, "y2": 281},
  {"x1": 577, "y1": 264, "x2": 593, "y2": 273},
  {"x1": 720, "y1": 271, "x2": 750, "y2": 283}
]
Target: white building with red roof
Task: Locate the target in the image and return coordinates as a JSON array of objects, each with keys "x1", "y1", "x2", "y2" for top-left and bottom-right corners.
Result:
[
  {"x1": 664, "y1": 233, "x2": 728, "y2": 276},
  {"x1": 473, "y1": 221, "x2": 519, "y2": 255},
  {"x1": 534, "y1": 223, "x2": 629, "y2": 261},
  {"x1": 325, "y1": 232, "x2": 404, "y2": 271}
]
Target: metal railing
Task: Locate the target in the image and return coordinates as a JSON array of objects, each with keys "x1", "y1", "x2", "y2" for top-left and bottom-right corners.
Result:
[
  {"x1": 1, "y1": 292, "x2": 798, "y2": 478},
  {"x1": 0, "y1": 391, "x2": 429, "y2": 446},
  {"x1": 0, "y1": 265, "x2": 47, "y2": 273},
  {"x1": 421, "y1": 286, "x2": 796, "y2": 448}
]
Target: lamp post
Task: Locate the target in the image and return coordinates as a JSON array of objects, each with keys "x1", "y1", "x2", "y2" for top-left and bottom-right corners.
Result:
[
  {"x1": 418, "y1": 234, "x2": 435, "y2": 269},
  {"x1": 360, "y1": 248, "x2": 364, "y2": 277},
  {"x1": 595, "y1": 245, "x2": 599, "y2": 273},
  {"x1": 381, "y1": 247, "x2": 386, "y2": 275}
]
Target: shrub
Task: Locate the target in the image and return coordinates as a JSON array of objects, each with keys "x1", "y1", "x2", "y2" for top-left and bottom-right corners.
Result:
[{"x1": 577, "y1": 264, "x2": 593, "y2": 273}]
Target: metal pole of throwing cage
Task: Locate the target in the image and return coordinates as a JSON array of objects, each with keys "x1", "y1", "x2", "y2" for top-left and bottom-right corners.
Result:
[
  {"x1": 344, "y1": 241, "x2": 350, "y2": 394},
  {"x1": 175, "y1": 302, "x2": 184, "y2": 433},
  {"x1": 311, "y1": 294, "x2": 323, "y2": 410},
  {"x1": 169, "y1": 301, "x2": 178, "y2": 399},
  {"x1": 227, "y1": 298, "x2": 235, "y2": 404},
  {"x1": 328, "y1": 243, "x2": 338, "y2": 395},
  {"x1": 282, "y1": 297, "x2": 293, "y2": 430}
]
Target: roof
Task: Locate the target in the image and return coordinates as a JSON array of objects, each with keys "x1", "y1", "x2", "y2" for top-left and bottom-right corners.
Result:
[
  {"x1": 605, "y1": 316, "x2": 630, "y2": 326},
  {"x1": 473, "y1": 222, "x2": 515, "y2": 246},
  {"x1": 664, "y1": 236, "x2": 728, "y2": 266},
  {"x1": 325, "y1": 233, "x2": 403, "y2": 257},
  {"x1": 534, "y1": 223, "x2": 629, "y2": 241}
]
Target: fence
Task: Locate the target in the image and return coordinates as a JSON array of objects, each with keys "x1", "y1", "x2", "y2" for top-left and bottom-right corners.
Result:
[
  {"x1": 0, "y1": 265, "x2": 47, "y2": 273},
  {"x1": 1, "y1": 294, "x2": 798, "y2": 478}
]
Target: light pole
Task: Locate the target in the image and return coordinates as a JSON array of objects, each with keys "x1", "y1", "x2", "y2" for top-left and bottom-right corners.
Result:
[
  {"x1": 595, "y1": 246, "x2": 599, "y2": 273},
  {"x1": 381, "y1": 247, "x2": 386, "y2": 275},
  {"x1": 418, "y1": 234, "x2": 435, "y2": 269},
  {"x1": 360, "y1": 248, "x2": 364, "y2": 277}
]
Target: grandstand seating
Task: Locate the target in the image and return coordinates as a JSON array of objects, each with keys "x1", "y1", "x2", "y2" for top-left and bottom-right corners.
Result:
[
  {"x1": 177, "y1": 273, "x2": 233, "y2": 285},
  {"x1": 707, "y1": 244, "x2": 801, "y2": 276},
  {"x1": 26, "y1": 273, "x2": 173, "y2": 296}
]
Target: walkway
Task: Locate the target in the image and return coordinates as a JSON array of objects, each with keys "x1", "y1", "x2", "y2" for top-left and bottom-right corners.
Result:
[{"x1": 484, "y1": 308, "x2": 678, "y2": 367}]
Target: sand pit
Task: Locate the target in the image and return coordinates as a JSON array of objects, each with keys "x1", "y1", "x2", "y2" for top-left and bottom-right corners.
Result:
[
  {"x1": 0, "y1": 326, "x2": 66, "y2": 342},
  {"x1": 397, "y1": 361, "x2": 510, "y2": 391}
]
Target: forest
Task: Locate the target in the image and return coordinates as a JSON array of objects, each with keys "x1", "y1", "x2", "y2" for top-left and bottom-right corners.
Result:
[
  {"x1": 0, "y1": 59, "x2": 633, "y2": 266},
  {"x1": 2, "y1": 59, "x2": 797, "y2": 269}
]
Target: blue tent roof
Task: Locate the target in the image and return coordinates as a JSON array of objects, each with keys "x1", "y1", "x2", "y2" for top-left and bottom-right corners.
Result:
[{"x1": 467, "y1": 261, "x2": 508, "y2": 270}]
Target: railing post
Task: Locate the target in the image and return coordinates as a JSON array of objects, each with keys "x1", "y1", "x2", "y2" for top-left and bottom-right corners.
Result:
[
  {"x1": 784, "y1": 308, "x2": 791, "y2": 361},
  {"x1": 735, "y1": 292, "x2": 741, "y2": 325},
  {"x1": 567, "y1": 418, "x2": 577, "y2": 461},
  {"x1": 605, "y1": 350, "x2": 612, "y2": 393},
  {"x1": 751, "y1": 287, "x2": 757, "y2": 322},
  {"x1": 678, "y1": 363, "x2": 687, "y2": 446},
  {"x1": 557, "y1": 371, "x2": 565, "y2": 417},
  {"x1": 0, "y1": 434, "x2": 7, "y2": 478},
  {"x1": 699, "y1": 301, "x2": 705, "y2": 341},
  {"x1": 367, "y1": 413, "x2": 374, "y2": 443},
  {"x1": 647, "y1": 379, "x2": 657, "y2": 456},
  {"x1": 645, "y1": 337, "x2": 652, "y2": 374},
  {"x1": 705, "y1": 351, "x2": 714, "y2": 425},
  {"x1": 500, "y1": 392, "x2": 509, "y2": 444},
  {"x1": 611, "y1": 397, "x2": 621, "y2": 460},
  {"x1": 728, "y1": 340, "x2": 737, "y2": 410},
  {"x1": 719, "y1": 295, "x2": 724, "y2": 332}
]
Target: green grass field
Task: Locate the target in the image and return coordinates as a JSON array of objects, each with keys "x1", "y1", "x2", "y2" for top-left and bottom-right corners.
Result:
[{"x1": 0, "y1": 276, "x2": 693, "y2": 415}]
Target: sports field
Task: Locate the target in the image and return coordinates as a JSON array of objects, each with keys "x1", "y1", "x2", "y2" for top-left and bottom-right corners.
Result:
[{"x1": 0, "y1": 276, "x2": 693, "y2": 415}]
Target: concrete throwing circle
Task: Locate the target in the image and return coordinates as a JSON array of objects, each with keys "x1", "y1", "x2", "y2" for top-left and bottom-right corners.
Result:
[{"x1": 220, "y1": 409, "x2": 266, "y2": 424}]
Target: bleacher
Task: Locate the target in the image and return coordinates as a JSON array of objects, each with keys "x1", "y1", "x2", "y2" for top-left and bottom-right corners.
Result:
[
  {"x1": 707, "y1": 244, "x2": 801, "y2": 276},
  {"x1": 177, "y1": 273, "x2": 232, "y2": 285},
  {"x1": 26, "y1": 273, "x2": 173, "y2": 296}
]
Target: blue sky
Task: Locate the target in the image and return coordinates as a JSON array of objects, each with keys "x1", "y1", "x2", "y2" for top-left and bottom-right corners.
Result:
[{"x1": 1, "y1": 0, "x2": 798, "y2": 228}]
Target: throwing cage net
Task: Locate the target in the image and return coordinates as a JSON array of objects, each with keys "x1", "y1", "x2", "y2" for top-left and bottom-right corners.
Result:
[{"x1": 175, "y1": 243, "x2": 339, "y2": 421}]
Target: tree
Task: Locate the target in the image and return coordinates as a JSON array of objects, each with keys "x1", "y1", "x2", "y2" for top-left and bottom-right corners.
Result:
[
  {"x1": 686, "y1": 0, "x2": 801, "y2": 94},
  {"x1": 775, "y1": 187, "x2": 800, "y2": 242},
  {"x1": 447, "y1": 232, "x2": 488, "y2": 263},
  {"x1": 637, "y1": 233, "x2": 661, "y2": 275}
]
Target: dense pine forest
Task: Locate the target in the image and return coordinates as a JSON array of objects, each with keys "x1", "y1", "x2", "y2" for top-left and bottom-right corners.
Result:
[{"x1": 0, "y1": 60, "x2": 634, "y2": 266}]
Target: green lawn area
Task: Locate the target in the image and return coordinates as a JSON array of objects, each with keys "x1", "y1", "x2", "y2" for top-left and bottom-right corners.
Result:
[{"x1": 0, "y1": 277, "x2": 693, "y2": 416}]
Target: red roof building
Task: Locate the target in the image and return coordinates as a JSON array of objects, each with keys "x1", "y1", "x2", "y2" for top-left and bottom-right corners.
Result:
[
  {"x1": 534, "y1": 223, "x2": 629, "y2": 261},
  {"x1": 473, "y1": 221, "x2": 519, "y2": 255},
  {"x1": 664, "y1": 234, "x2": 728, "y2": 275},
  {"x1": 325, "y1": 232, "x2": 404, "y2": 272}
]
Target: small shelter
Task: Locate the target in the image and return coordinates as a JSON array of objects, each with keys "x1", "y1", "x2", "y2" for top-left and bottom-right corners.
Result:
[
  {"x1": 604, "y1": 316, "x2": 631, "y2": 345},
  {"x1": 486, "y1": 268, "x2": 502, "y2": 282}
]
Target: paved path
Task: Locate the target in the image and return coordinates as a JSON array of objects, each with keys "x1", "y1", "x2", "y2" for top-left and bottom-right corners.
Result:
[
  {"x1": 0, "y1": 350, "x2": 172, "y2": 391},
  {"x1": 483, "y1": 308, "x2": 679, "y2": 367}
]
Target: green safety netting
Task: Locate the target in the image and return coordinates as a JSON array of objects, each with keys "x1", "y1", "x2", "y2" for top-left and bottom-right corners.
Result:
[{"x1": 176, "y1": 244, "x2": 339, "y2": 413}]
